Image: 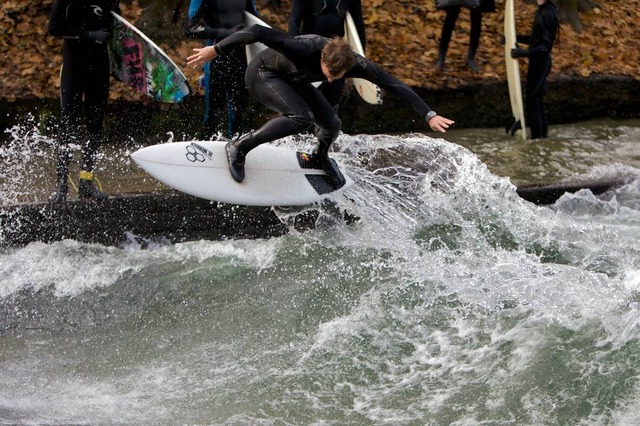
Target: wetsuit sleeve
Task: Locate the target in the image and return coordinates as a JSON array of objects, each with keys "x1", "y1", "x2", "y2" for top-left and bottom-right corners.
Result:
[
  {"x1": 346, "y1": 56, "x2": 432, "y2": 117},
  {"x1": 288, "y1": 0, "x2": 304, "y2": 36},
  {"x1": 48, "y1": 0, "x2": 87, "y2": 39},
  {"x1": 349, "y1": 0, "x2": 367, "y2": 51},
  {"x1": 185, "y1": 16, "x2": 241, "y2": 39},
  {"x1": 515, "y1": 35, "x2": 532, "y2": 45},
  {"x1": 215, "y1": 25, "x2": 309, "y2": 56}
]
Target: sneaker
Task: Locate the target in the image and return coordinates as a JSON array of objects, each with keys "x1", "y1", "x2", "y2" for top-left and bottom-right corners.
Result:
[{"x1": 225, "y1": 141, "x2": 246, "y2": 183}]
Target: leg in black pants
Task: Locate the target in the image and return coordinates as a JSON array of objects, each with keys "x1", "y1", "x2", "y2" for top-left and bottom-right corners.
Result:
[
  {"x1": 52, "y1": 48, "x2": 110, "y2": 202},
  {"x1": 526, "y1": 54, "x2": 552, "y2": 139},
  {"x1": 226, "y1": 66, "x2": 343, "y2": 186},
  {"x1": 437, "y1": 6, "x2": 482, "y2": 72}
]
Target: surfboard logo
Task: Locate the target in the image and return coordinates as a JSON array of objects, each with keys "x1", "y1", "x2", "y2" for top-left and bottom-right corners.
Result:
[
  {"x1": 189, "y1": 143, "x2": 214, "y2": 161},
  {"x1": 185, "y1": 144, "x2": 206, "y2": 162}
]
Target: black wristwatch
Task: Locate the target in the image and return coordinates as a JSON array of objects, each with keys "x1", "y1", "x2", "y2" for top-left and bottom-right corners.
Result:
[{"x1": 426, "y1": 111, "x2": 437, "y2": 122}]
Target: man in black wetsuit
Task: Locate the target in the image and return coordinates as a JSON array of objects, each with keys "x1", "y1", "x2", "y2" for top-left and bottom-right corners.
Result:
[
  {"x1": 288, "y1": 0, "x2": 366, "y2": 110},
  {"x1": 511, "y1": 0, "x2": 558, "y2": 139},
  {"x1": 435, "y1": 0, "x2": 496, "y2": 72},
  {"x1": 186, "y1": 0, "x2": 258, "y2": 140},
  {"x1": 187, "y1": 25, "x2": 454, "y2": 186},
  {"x1": 48, "y1": 0, "x2": 121, "y2": 202}
]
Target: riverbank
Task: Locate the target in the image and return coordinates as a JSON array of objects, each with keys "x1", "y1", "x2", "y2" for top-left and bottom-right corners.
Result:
[{"x1": 3, "y1": 74, "x2": 639, "y2": 140}]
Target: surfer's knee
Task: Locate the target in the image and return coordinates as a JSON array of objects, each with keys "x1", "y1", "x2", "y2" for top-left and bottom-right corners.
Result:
[{"x1": 290, "y1": 110, "x2": 315, "y2": 133}]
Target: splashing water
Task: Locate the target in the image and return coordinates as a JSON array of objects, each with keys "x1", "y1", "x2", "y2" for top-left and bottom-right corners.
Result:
[{"x1": 1, "y1": 127, "x2": 640, "y2": 424}]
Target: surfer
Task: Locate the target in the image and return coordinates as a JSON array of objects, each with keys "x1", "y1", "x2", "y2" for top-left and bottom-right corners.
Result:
[
  {"x1": 186, "y1": 0, "x2": 259, "y2": 140},
  {"x1": 187, "y1": 25, "x2": 454, "y2": 187},
  {"x1": 288, "y1": 0, "x2": 366, "y2": 110},
  {"x1": 435, "y1": 0, "x2": 496, "y2": 73},
  {"x1": 48, "y1": 0, "x2": 121, "y2": 202},
  {"x1": 511, "y1": 0, "x2": 558, "y2": 139}
]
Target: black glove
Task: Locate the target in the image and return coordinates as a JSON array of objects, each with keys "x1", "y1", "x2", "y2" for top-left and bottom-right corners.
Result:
[
  {"x1": 511, "y1": 47, "x2": 528, "y2": 58},
  {"x1": 500, "y1": 35, "x2": 505, "y2": 45},
  {"x1": 86, "y1": 29, "x2": 111, "y2": 44}
]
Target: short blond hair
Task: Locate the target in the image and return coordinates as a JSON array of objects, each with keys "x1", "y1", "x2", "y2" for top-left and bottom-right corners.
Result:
[{"x1": 321, "y1": 37, "x2": 356, "y2": 76}]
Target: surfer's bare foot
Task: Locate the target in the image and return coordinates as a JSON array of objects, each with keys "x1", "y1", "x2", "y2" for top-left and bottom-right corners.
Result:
[{"x1": 225, "y1": 141, "x2": 246, "y2": 183}]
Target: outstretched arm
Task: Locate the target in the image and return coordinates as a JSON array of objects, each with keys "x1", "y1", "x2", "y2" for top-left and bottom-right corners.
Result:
[{"x1": 346, "y1": 57, "x2": 454, "y2": 132}]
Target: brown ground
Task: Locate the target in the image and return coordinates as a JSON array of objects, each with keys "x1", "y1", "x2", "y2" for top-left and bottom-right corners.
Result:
[{"x1": 1, "y1": 0, "x2": 638, "y2": 102}]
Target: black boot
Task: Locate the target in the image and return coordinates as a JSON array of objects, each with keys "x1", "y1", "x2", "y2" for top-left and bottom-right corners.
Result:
[
  {"x1": 436, "y1": 53, "x2": 446, "y2": 71},
  {"x1": 225, "y1": 140, "x2": 246, "y2": 183},
  {"x1": 78, "y1": 171, "x2": 108, "y2": 201},
  {"x1": 48, "y1": 146, "x2": 71, "y2": 203},
  {"x1": 467, "y1": 57, "x2": 479, "y2": 73},
  {"x1": 467, "y1": 46, "x2": 479, "y2": 73}
]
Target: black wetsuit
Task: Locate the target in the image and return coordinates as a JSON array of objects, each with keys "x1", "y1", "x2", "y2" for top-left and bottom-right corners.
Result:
[
  {"x1": 517, "y1": 1, "x2": 558, "y2": 139},
  {"x1": 288, "y1": 0, "x2": 366, "y2": 109},
  {"x1": 186, "y1": 0, "x2": 257, "y2": 139},
  {"x1": 216, "y1": 25, "x2": 432, "y2": 157},
  {"x1": 48, "y1": 0, "x2": 120, "y2": 173}
]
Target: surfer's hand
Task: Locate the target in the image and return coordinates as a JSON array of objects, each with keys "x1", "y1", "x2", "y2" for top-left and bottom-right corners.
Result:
[
  {"x1": 511, "y1": 48, "x2": 528, "y2": 58},
  {"x1": 86, "y1": 29, "x2": 110, "y2": 44},
  {"x1": 187, "y1": 46, "x2": 218, "y2": 68},
  {"x1": 427, "y1": 115, "x2": 454, "y2": 133}
]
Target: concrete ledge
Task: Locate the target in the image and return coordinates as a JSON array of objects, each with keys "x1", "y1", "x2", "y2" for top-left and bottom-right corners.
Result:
[
  {"x1": 0, "y1": 192, "x2": 324, "y2": 248},
  {"x1": 0, "y1": 177, "x2": 630, "y2": 248}
]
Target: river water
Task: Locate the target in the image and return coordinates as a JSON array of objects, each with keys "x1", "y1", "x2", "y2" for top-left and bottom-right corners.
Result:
[{"x1": 1, "y1": 119, "x2": 640, "y2": 424}]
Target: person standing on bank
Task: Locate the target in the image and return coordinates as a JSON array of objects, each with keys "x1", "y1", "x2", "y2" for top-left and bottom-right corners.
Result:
[
  {"x1": 288, "y1": 0, "x2": 366, "y2": 110},
  {"x1": 435, "y1": 0, "x2": 496, "y2": 73},
  {"x1": 187, "y1": 25, "x2": 454, "y2": 186},
  {"x1": 48, "y1": 0, "x2": 121, "y2": 203},
  {"x1": 511, "y1": 0, "x2": 558, "y2": 139},
  {"x1": 186, "y1": 0, "x2": 259, "y2": 140}
]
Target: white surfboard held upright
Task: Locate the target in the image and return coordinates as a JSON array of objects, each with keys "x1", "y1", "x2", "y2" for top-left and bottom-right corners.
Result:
[
  {"x1": 131, "y1": 142, "x2": 353, "y2": 206},
  {"x1": 344, "y1": 12, "x2": 383, "y2": 105},
  {"x1": 504, "y1": 0, "x2": 527, "y2": 139}
]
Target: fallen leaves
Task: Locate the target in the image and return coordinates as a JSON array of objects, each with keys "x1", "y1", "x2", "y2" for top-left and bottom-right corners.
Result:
[{"x1": 1, "y1": 0, "x2": 639, "y2": 102}]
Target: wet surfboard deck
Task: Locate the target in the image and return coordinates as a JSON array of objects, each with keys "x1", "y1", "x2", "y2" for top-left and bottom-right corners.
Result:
[{"x1": 131, "y1": 141, "x2": 354, "y2": 206}]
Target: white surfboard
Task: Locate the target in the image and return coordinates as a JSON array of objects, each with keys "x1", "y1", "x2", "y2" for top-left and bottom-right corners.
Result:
[
  {"x1": 344, "y1": 12, "x2": 383, "y2": 105},
  {"x1": 504, "y1": 0, "x2": 527, "y2": 139},
  {"x1": 131, "y1": 141, "x2": 353, "y2": 206}
]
